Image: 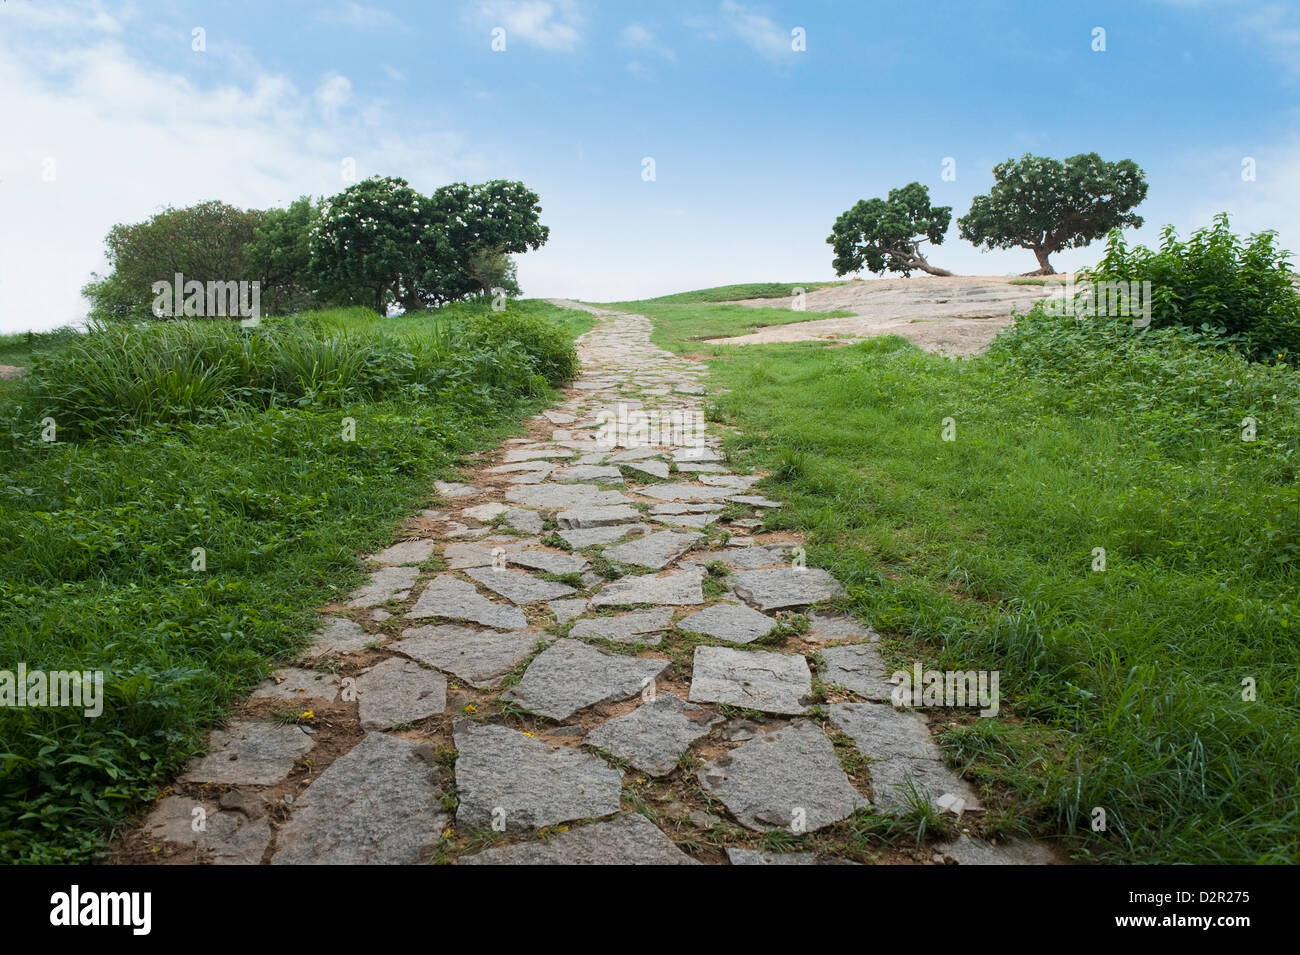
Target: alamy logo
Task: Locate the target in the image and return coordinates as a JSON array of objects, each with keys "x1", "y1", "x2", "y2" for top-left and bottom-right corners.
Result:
[
  {"x1": 0, "y1": 664, "x2": 103, "y2": 717},
  {"x1": 151, "y1": 272, "x2": 261, "y2": 324},
  {"x1": 1043, "y1": 277, "x2": 1152, "y2": 327},
  {"x1": 50, "y1": 885, "x2": 151, "y2": 935},
  {"x1": 595, "y1": 402, "x2": 706, "y2": 451},
  {"x1": 891, "y1": 662, "x2": 999, "y2": 717}
]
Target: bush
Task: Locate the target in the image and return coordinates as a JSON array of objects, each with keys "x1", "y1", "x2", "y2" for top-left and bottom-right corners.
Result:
[{"x1": 1084, "y1": 214, "x2": 1300, "y2": 363}]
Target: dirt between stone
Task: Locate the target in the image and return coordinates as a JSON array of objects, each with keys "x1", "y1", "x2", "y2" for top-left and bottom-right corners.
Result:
[{"x1": 714, "y1": 275, "x2": 1075, "y2": 356}]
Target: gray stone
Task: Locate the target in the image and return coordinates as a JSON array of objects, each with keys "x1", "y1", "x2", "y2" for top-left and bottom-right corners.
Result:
[
  {"x1": 591, "y1": 568, "x2": 705, "y2": 607},
  {"x1": 726, "y1": 848, "x2": 817, "y2": 865},
  {"x1": 699, "y1": 474, "x2": 762, "y2": 489},
  {"x1": 251, "y1": 668, "x2": 340, "y2": 703},
  {"x1": 542, "y1": 410, "x2": 576, "y2": 424},
  {"x1": 466, "y1": 566, "x2": 576, "y2": 604},
  {"x1": 688, "y1": 646, "x2": 811, "y2": 715},
  {"x1": 650, "y1": 512, "x2": 721, "y2": 529},
  {"x1": 549, "y1": 598, "x2": 588, "y2": 624},
  {"x1": 674, "y1": 462, "x2": 727, "y2": 473},
  {"x1": 805, "y1": 611, "x2": 880, "y2": 645},
  {"x1": 368, "y1": 538, "x2": 436, "y2": 565},
  {"x1": 506, "y1": 484, "x2": 633, "y2": 509},
  {"x1": 182, "y1": 721, "x2": 314, "y2": 786},
  {"x1": 304, "y1": 618, "x2": 370, "y2": 658},
  {"x1": 677, "y1": 602, "x2": 777, "y2": 644},
  {"x1": 406, "y1": 575, "x2": 528, "y2": 630},
  {"x1": 585, "y1": 693, "x2": 722, "y2": 775},
  {"x1": 623, "y1": 459, "x2": 670, "y2": 480},
  {"x1": 462, "y1": 502, "x2": 509, "y2": 522},
  {"x1": 502, "y1": 448, "x2": 575, "y2": 462},
  {"x1": 552, "y1": 465, "x2": 624, "y2": 483},
  {"x1": 434, "y1": 481, "x2": 477, "y2": 498},
  {"x1": 556, "y1": 505, "x2": 643, "y2": 529},
  {"x1": 818, "y1": 644, "x2": 893, "y2": 700},
  {"x1": 603, "y1": 529, "x2": 702, "y2": 570},
  {"x1": 935, "y1": 833, "x2": 1055, "y2": 866},
  {"x1": 395, "y1": 624, "x2": 538, "y2": 688},
  {"x1": 347, "y1": 565, "x2": 420, "y2": 608},
  {"x1": 271, "y1": 733, "x2": 447, "y2": 864},
  {"x1": 453, "y1": 722, "x2": 623, "y2": 830},
  {"x1": 607, "y1": 446, "x2": 665, "y2": 462},
  {"x1": 682, "y1": 545, "x2": 790, "y2": 570},
  {"x1": 557, "y1": 525, "x2": 652, "y2": 550},
  {"x1": 727, "y1": 495, "x2": 782, "y2": 508},
  {"x1": 827, "y1": 702, "x2": 983, "y2": 812},
  {"x1": 501, "y1": 638, "x2": 669, "y2": 720},
  {"x1": 443, "y1": 539, "x2": 531, "y2": 569},
  {"x1": 502, "y1": 507, "x2": 544, "y2": 535},
  {"x1": 570, "y1": 607, "x2": 674, "y2": 644},
  {"x1": 697, "y1": 721, "x2": 867, "y2": 831},
  {"x1": 650, "y1": 502, "x2": 724, "y2": 514},
  {"x1": 507, "y1": 549, "x2": 589, "y2": 575},
  {"x1": 355, "y1": 657, "x2": 447, "y2": 730},
  {"x1": 639, "y1": 483, "x2": 735, "y2": 502},
  {"x1": 673, "y1": 448, "x2": 723, "y2": 462},
  {"x1": 140, "y1": 796, "x2": 271, "y2": 864},
  {"x1": 460, "y1": 812, "x2": 697, "y2": 865},
  {"x1": 732, "y1": 568, "x2": 846, "y2": 610},
  {"x1": 487, "y1": 461, "x2": 555, "y2": 474}
]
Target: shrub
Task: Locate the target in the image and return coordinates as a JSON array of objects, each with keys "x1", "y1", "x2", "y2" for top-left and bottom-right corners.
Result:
[{"x1": 1083, "y1": 214, "x2": 1300, "y2": 363}]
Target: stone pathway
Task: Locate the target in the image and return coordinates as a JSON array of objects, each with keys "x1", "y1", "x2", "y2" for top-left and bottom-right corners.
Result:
[{"x1": 123, "y1": 303, "x2": 1053, "y2": 866}]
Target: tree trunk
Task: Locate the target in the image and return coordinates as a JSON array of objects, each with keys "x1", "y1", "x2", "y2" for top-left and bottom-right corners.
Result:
[
  {"x1": 915, "y1": 259, "x2": 954, "y2": 277},
  {"x1": 1024, "y1": 247, "x2": 1056, "y2": 275}
]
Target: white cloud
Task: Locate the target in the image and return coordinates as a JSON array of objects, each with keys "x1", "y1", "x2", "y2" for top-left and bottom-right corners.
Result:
[
  {"x1": 0, "y1": 33, "x2": 484, "y2": 332},
  {"x1": 1234, "y1": 2, "x2": 1300, "y2": 75},
  {"x1": 473, "y1": 1, "x2": 583, "y2": 53},
  {"x1": 620, "y1": 23, "x2": 675, "y2": 61},
  {"x1": 316, "y1": 2, "x2": 402, "y2": 31},
  {"x1": 314, "y1": 71, "x2": 353, "y2": 119},
  {"x1": 718, "y1": 0, "x2": 792, "y2": 61}
]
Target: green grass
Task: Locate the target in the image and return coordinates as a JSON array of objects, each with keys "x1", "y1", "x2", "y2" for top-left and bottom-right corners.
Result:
[
  {"x1": 0, "y1": 299, "x2": 583, "y2": 863},
  {"x1": 628, "y1": 294, "x2": 1300, "y2": 864},
  {"x1": 608, "y1": 281, "x2": 841, "y2": 306}
]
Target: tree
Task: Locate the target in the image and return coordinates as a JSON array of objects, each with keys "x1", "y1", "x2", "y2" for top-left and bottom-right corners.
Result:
[
  {"x1": 307, "y1": 176, "x2": 447, "y2": 314},
  {"x1": 425, "y1": 180, "x2": 550, "y2": 300},
  {"x1": 958, "y1": 152, "x2": 1148, "y2": 275},
  {"x1": 244, "y1": 196, "x2": 321, "y2": 315},
  {"x1": 827, "y1": 182, "x2": 953, "y2": 278},
  {"x1": 82, "y1": 200, "x2": 264, "y2": 322}
]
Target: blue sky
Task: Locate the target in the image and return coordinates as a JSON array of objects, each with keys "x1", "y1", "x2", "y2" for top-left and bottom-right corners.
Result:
[{"x1": 2, "y1": 0, "x2": 1299, "y2": 331}]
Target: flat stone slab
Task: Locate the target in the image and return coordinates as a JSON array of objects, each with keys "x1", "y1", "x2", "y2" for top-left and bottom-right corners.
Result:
[
  {"x1": 726, "y1": 848, "x2": 817, "y2": 865},
  {"x1": 556, "y1": 505, "x2": 643, "y2": 529},
  {"x1": 805, "y1": 611, "x2": 880, "y2": 645},
  {"x1": 140, "y1": 796, "x2": 271, "y2": 865},
  {"x1": 460, "y1": 812, "x2": 697, "y2": 865},
  {"x1": 462, "y1": 502, "x2": 509, "y2": 522},
  {"x1": 406, "y1": 575, "x2": 528, "y2": 630},
  {"x1": 673, "y1": 448, "x2": 723, "y2": 462},
  {"x1": 727, "y1": 495, "x2": 782, "y2": 508},
  {"x1": 502, "y1": 448, "x2": 575, "y2": 462},
  {"x1": 650, "y1": 502, "x2": 724, "y2": 514},
  {"x1": 442, "y1": 538, "x2": 536, "y2": 570},
  {"x1": 487, "y1": 461, "x2": 556, "y2": 474},
  {"x1": 507, "y1": 549, "x2": 589, "y2": 575},
  {"x1": 182, "y1": 720, "x2": 314, "y2": 786},
  {"x1": 623, "y1": 460, "x2": 670, "y2": 479},
  {"x1": 700, "y1": 474, "x2": 762, "y2": 489},
  {"x1": 368, "y1": 539, "x2": 436, "y2": 565},
  {"x1": 590, "y1": 568, "x2": 705, "y2": 607},
  {"x1": 570, "y1": 607, "x2": 674, "y2": 644},
  {"x1": 271, "y1": 733, "x2": 447, "y2": 864},
  {"x1": 935, "y1": 834, "x2": 1055, "y2": 866},
  {"x1": 542, "y1": 410, "x2": 576, "y2": 424},
  {"x1": 818, "y1": 644, "x2": 893, "y2": 700},
  {"x1": 732, "y1": 568, "x2": 846, "y2": 610},
  {"x1": 355, "y1": 657, "x2": 447, "y2": 730},
  {"x1": 585, "y1": 693, "x2": 723, "y2": 775},
  {"x1": 549, "y1": 598, "x2": 588, "y2": 624},
  {"x1": 395, "y1": 624, "x2": 538, "y2": 688},
  {"x1": 650, "y1": 512, "x2": 720, "y2": 529},
  {"x1": 827, "y1": 702, "x2": 982, "y2": 812},
  {"x1": 603, "y1": 529, "x2": 702, "y2": 569},
  {"x1": 453, "y1": 722, "x2": 623, "y2": 831},
  {"x1": 347, "y1": 565, "x2": 420, "y2": 608},
  {"x1": 506, "y1": 484, "x2": 633, "y2": 509},
  {"x1": 502, "y1": 507, "x2": 544, "y2": 535},
  {"x1": 304, "y1": 618, "x2": 372, "y2": 658},
  {"x1": 682, "y1": 545, "x2": 790, "y2": 570},
  {"x1": 677, "y1": 602, "x2": 777, "y2": 644},
  {"x1": 674, "y1": 462, "x2": 727, "y2": 473},
  {"x1": 697, "y1": 721, "x2": 867, "y2": 831},
  {"x1": 688, "y1": 646, "x2": 811, "y2": 715},
  {"x1": 251, "y1": 667, "x2": 340, "y2": 703},
  {"x1": 501, "y1": 638, "x2": 669, "y2": 720},
  {"x1": 552, "y1": 465, "x2": 624, "y2": 483},
  {"x1": 639, "y1": 483, "x2": 735, "y2": 502},
  {"x1": 434, "y1": 481, "x2": 478, "y2": 498},
  {"x1": 465, "y1": 566, "x2": 576, "y2": 604}
]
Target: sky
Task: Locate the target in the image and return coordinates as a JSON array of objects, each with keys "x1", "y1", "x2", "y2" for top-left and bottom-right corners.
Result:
[{"x1": 2, "y1": 0, "x2": 1299, "y2": 332}]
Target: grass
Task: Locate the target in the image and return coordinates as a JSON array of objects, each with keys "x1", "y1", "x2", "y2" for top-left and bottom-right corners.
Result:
[
  {"x1": 0, "y1": 298, "x2": 586, "y2": 863},
  {"x1": 600, "y1": 299, "x2": 852, "y2": 353},
  {"x1": 627, "y1": 292, "x2": 1300, "y2": 864}
]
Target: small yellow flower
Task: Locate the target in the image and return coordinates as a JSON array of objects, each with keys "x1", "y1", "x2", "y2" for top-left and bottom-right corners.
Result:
[
  {"x1": 442, "y1": 827, "x2": 454, "y2": 838},
  {"x1": 522, "y1": 731, "x2": 535, "y2": 737},
  {"x1": 464, "y1": 704, "x2": 477, "y2": 714},
  {"x1": 555, "y1": 826, "x2": 568, "y2": 833},
  {"x1": 299, "y1": 710, "x2": 314, "y2": 720}
]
